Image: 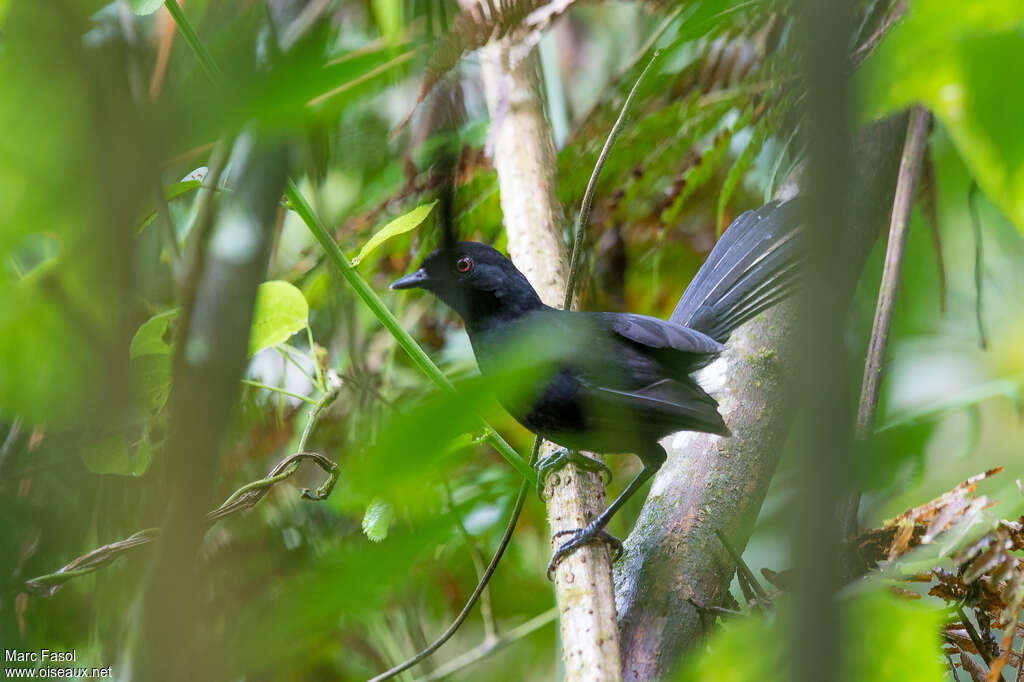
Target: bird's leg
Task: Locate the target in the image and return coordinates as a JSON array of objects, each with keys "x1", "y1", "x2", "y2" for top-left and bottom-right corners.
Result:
[
  {"x1": 546, "y1": 447, "x2": 665, "y2": 580},
  {"x1": 534, "y1": 447, "x2": 612, "y2": 501}
]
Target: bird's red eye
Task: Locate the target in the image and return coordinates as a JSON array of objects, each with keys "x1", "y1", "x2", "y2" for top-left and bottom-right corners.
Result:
[{"x1": 455, "y1": 257, "x2": 473, "y2": 273}]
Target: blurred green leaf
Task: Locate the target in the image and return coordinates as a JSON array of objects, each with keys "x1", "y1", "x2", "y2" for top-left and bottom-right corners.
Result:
[
  {"x1": 130, "y1": 309, "x2": 178, "y2": 358},
  {"x1": 80, "y1": 432, "x2": 152, "y2": 476},
  {"x1": 248, "y1": 281, "x2": 309, "y2": 357},
  {"x1": 858, "y1": 1, "x2": 1024, "y2": 230},
  {"x1": 371, "y1": 0, "x2": 401, "y2": 42},
  {"x1": 674, "y1": 591, "x2": 945, "y2": 681},
  {"x1": 128, "y1": 0, "x2": 165, "y2": 17},
  {"x1": 351, "y1": 200, "x2": 437, "y2": 266},
  {"x1": 132, "y1": 354, "x2": 171, "y2": 412},
  {"x1": 361, "y1": 498, "x2": 395, "y2": 543},
  {"x1": 137, "y1": 176, "x2": 204, "y2": 233}
]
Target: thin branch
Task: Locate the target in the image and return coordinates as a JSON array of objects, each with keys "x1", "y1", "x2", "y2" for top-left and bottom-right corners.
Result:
[
  {"x1": 444, "y1": 478, "x2": 497, "y2": 642},
  {"x1": 968, "y1": 183, "x2": 988, "y2": 349},
  {"x1": 686, "y1": 598, "x2": 745, "y2": 619},
  {"x1": 163, "y1": 0, "x2": 221, "y2": 83},
  {"x1": 22, "y1": 384, "x2": 341, "y2": 597},
  {"x1": 153, "y1": 181, "x2": 182, "y2": 262},
  {"x1": 851, "y1": 0, "x2": 907, "y2": 66},
  {"x1": 22, "y1": 450, "x2": 337, "y2": 596},
  {"x1": 241, "y1": 379, "x2": 320, "y2": 405},
  {"x1": 947, "y1": 654, "x2": 962, "y2": 682},
  {"x1": 715, "y1": 528, "x2": 768, "y2": 601},
  {"x1": 562, "y1": 50, "x2": 661, "y2": 310},
  {"x1": 414, "y1": 607, "x2": 558, "y2": 682},
  {"x1": 956, "y1": 605, "x2": 1006, "y2": 681},
  {"x1": 275, "y1": 345, "x2": 320, "y2": 391},
  {"x1": 366, "y1": 439, "x2": 542, "y2": 682},
  {"x1": 844, "y1": 107, "x2": 930, "y2": 536},
  {"x1": 855, "y1": 106, "x2": 930, "y2": 440}
]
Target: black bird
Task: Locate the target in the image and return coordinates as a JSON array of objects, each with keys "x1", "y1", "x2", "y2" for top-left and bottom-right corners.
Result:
[{"x1": 391, "y1": 200, "x2": 805, "y2": 575}]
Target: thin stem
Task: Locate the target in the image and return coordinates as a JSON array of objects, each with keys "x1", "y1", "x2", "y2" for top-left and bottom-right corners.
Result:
[
  {"x1": 855, "y1": 107, "x2": 930, "y2": 440},
  {"x1": 274, "y1": 345, "x2": 320, "y2": 392},
  {"x1": 298, "y1": 379, "x2": 340, "y2": 452},
  {"x1": 367, "y1": 438, "x2": 543, "y2": 682},
  {"x1": 153, "y1": 182, "x2": 182, "y2": 261},
  {"x1": 163, "y1": 0, "x2": 221, "y2": 84},
  {"x1": 562, "y1": 50, "x2": 661, "y2": 310},
  {"x1": 241, "y1": 379, "x2": 319, "y2": 405},
  {"x1": 284, "y1": 181, "x2": 535, "y2": 483},
  {"x1": 444, "y1": 478, "x2": 497, "y2": 642},
  {"x1": 23, "y1": 451, "x2": 337, "y2": 596},
  {"x1": 305, "y1": 324, "x2": 326, "y2": 392},
  {"x1": 968, "y1": 183, "x2": 988, "y2": 349},
  {"x1": 414, "y1": 608, "x2": 558, "y2": 682},
  {"x1": 956, "y1": 604, "x2": 1005, "y2": 681},
  {"x1": 844, "y1": 107, "x2": 930, "y2": 536}
]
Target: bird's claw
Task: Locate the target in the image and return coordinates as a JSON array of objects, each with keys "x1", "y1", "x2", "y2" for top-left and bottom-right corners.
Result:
[
  {"x1": 534, "y1": 448, "x2": 612, "y2": 501},
  {"x1": 545, "y1": 526, "x2": 623, "y2": 580}
]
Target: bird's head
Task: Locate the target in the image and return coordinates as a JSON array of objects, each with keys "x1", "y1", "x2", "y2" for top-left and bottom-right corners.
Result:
[{"x1": 391, "y1": 241, "x2": 544, "y2": 325}]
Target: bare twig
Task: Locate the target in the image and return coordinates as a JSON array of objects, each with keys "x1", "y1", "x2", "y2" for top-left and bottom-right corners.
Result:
[
  {"x1": 843, "y1": 107, "x2": 930, "y2": 537},
  {"x1": 715, "y1": 528, "x2": 768, "y2": 602},
  {"x1": 413, "y1": 608, "x2": 558, "y2": 682},
  {"x1": 686, "y1": 598, "x2": 745, "y2": 619},
  {"x1": 956, "y1": 605, "x2": 1004, "y2": 681},
  {"x1": 366, "y1": 440, "x2": 541, "y2": 682},
  {"x1": 444, "y1": 478, "x2": 498, "y2": 642},
  {"x1": 855, "y1": 107, "x2": 931, "y2": 441},
  {"x1": 851, "y1": 0, "x2": 907, "y2": 66},
  {"x1": 968, "y1": 183, "x2": 988, "y2": 349},
  {"x1": 23, "y1": 383, "x2": 341, "y2": 597},
  {"x1": 562, "y1": 50, "x2": 660, "y2": 309},
  {"x1": 948, "y1": 654, "x2": 963, "y2": 682},
  {"x1": 23, "y1": 449, "x2": 338, "y2": 597}
]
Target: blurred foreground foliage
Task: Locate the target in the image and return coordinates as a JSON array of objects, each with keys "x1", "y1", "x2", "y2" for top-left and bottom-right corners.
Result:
[{"x1": 0, "y1": 0, "x2": 1022, "y2": 680}]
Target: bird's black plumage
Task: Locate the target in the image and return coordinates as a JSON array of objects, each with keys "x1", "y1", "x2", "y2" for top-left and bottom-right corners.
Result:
[{"x1": 392, "y1": 199, "x2": 805, "y2": 574}]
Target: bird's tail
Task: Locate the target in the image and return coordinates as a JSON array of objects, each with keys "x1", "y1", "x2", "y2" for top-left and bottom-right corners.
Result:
[{"x1": 671, "y1": 199, "x2": 806, "y2": 342}]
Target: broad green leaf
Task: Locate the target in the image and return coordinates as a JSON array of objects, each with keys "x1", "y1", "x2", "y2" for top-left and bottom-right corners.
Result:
[
  {"x1": 249, "y1": 281, "x2": 309, "y2": 356},
  {"x1": 361, "y1": 498, "x2": 394, "y2": 543},
  {"x1": 81, "y1": 433, "x2": 152, "y2": 476},
  {"x1": 132, "y1": 354, "x2": 171, "y2": 411},
  {"x1": 129, "y1": 309, "x2": 178, "y2": 358},
  {"x1": 350, "y1": 200, "x2": 437, "y2": 266},
  {"x1": 128, "y1": 0, "x2": 165, "y2": 16},
  {"x1": 857, "y1": 1, "x2": 1024, "y2": 231}
]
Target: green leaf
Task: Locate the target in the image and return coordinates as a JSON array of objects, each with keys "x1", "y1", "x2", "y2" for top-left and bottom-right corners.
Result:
[
  {"x1": 248, "y1": 281, "x2": 309, "y2": 357},
  {"x1": 129, "y1": 309, "x2": 178, "y2": 359},
  {"x1": 857, "y1": 1, "x2": 1024, "y2": 231},
  {"x1": 132, "y1": 354, "x2": 172, "y2": 412},
  {"x1": 350, "y1": 200, "x2": 437, "y2": 266},
  {"x1": 128, "y1": 0, "x2": 165, "y2": 16},
  {"x1": 138, "y1": 168, "x2": 207, "y2": 233},
  {"x1": 361, "y1": 498, "x2": 394, "y2": 543},
  {"x1": 673, "y1": 590, "x2": 944, "y2": 682},
  {"x1": 81, "y1": 433, "x2": 152, "y2": 476}
]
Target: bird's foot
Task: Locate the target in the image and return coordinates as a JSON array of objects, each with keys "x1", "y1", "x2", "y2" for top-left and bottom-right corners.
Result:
[
  {"x1": 534, "y1": 448, "x2": 612, "y2": 501},
  {"x1": 546, "y1": 524, "x2": 623, "y2": 580}
]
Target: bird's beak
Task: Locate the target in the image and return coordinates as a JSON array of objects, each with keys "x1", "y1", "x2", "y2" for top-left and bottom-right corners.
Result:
[{"x1": 390, "y1": 267, "x2": 430, "y2": 290}]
